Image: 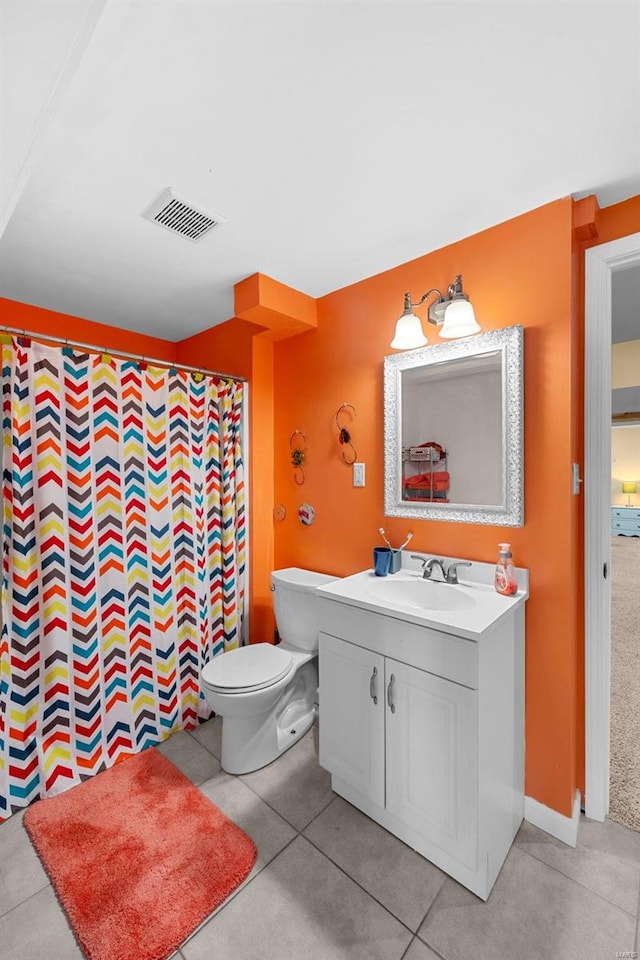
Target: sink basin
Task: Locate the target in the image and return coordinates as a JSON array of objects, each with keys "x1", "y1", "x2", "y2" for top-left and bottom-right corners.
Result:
[
  {"x1": 366, "y1": 576, "x2": 476, "y2": 612},
  {"x1": 317, "y1": 561, "x2": 528, "y2": 639}
]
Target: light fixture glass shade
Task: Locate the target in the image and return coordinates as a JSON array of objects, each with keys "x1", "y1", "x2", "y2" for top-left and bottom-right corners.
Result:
[
  {"x1": 391, "y1": 311, "x2": 428, "y2": 349},
  {"x1": 438, "y1": 299, "x2": 481, "y2": 339}
]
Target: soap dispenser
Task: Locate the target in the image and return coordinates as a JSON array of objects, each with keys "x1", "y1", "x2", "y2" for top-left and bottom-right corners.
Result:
[{"x1": 494, "y1": 543, "x2": 518, "y2": 596}]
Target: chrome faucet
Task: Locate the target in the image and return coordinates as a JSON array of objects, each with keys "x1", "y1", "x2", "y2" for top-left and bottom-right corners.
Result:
[
  {"x1": 411, "y1": 556, "x2": 472, "y2": 584},
  {"x1": 411, "y1": 555, "x2": 446, "y2": 581},
  {"x1": 445, "y1": 560, "x2": 472, "y2": 584}
]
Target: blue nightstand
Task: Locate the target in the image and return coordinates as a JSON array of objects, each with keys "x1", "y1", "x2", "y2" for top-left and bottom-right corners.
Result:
[{"x1": 611, "y1": 505, "x2": 640, "y2": 536}]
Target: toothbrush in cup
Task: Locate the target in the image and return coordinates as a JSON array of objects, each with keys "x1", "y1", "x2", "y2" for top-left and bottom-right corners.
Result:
[
  {"x1": 378, "y1": 527, "x2": 393, "y2": 549},
  {"x1": 398, "y1": 532, "x2": 413, "y2": 551}
]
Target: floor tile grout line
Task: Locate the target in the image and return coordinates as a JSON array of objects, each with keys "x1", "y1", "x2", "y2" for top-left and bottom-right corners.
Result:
[
  {"x1": 400, "y1": 935, "x2": 450, "y2": 960},
  {"x1": 202, "y1": 757, "x2": 445, "y2": 943},
  {"x1": 194, "y1": 765, "x2": 319, "y2": 838},
  {"x1": 414, "y1": 877, "x2": 450, "y2": 957},
  {"x1": 296, "y1": 792, "x2": 338, "y2": 834},
  {"x1": 190, "y1": 723, "x2": 336, "y2": 833},
  {"x1": 3, "y1": 877, "x2": 83, "y2": 957},
  {"x1": 188, "y1": 724, "x2": 337, "y2": 833},
  {"x1": 199, "y1": 767, "x2": 440, "y2": 949},
  {"x1": 0, "y1": 878, "x2": 54, "y2": 922},
  {"x1": 416, "y1": 934, "x2": 449, "y2": 960},
  {"x1": 191, "y1": 753, "x2": 293, "y2": 825},
  {"x1": 516, "y1": 840, "x2": 640, "y2": 920},
  {"x1": 398, "y1": 936, "x2": 416, "y2": 960},
  {"x1": 180, "y1": 836, "x2": 300, "y2": 949},
  {"x1": 236, "y1": 775, "x2": 311, "y2": 829},
  {"x1": 236, "y1": 773, "x2": 336, "y2": 833},
  {"x1": 301, "y1": 831, "x2": 426, "y2": 940},
  {"x1": 415, "y1": 876, "x2": 447, "y2": 926},
  {"x1": 178, "y1": 834, "x2": 301, "y2": 954},
  {"x1": 416, "y1": 933, "x2": 449, "y2": 960},
  {"x1": 186, "y1": 725, "x2": 221, "y2": 762}
]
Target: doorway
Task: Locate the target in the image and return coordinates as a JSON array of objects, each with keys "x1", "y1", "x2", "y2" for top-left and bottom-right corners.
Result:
[{"x1": 584, "y1": 232, "x2": 640, "y2": 822}]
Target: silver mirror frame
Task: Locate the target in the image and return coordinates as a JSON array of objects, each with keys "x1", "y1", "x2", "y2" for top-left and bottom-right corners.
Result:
[{"x1": 384, "y1": 325, "x2": 524, "y2": 526}]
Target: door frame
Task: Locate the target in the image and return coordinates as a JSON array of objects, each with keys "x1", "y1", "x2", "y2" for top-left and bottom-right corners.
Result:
[{"x1": 584, "y1": 231, "x2": 640, "y2": 821}]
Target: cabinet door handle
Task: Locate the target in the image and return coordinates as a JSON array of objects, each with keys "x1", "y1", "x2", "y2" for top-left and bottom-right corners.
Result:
[
  {"x1": 369, "y1": 666, "x2": 378, "y2": 705},
  {"x1": 387, "y1": 674, "x2": 396, "y2": 714}
]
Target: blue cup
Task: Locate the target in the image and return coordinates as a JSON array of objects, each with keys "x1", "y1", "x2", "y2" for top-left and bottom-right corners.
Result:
[
  {"x1": 373, "y1": 547, "x2": 391, "y2": 577},
  {"x1": 389, "y1": 549, "x2": 401, "y2": 574}
]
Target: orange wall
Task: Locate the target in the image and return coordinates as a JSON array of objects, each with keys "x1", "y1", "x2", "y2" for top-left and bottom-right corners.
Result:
[
  {"x1": 176, "y1": 317, "x2": 257, "y2": 382},
  {"x1": 273, "y1": 198, "x2": 581, "y2": 816},
  {"x1": 0, "y1": 298, "x2": 177, "y2": 362}
]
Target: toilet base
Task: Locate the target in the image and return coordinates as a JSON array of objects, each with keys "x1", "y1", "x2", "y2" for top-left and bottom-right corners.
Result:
[{"x1": 219, "y1": 659, "x2": 317, "y2": 775}]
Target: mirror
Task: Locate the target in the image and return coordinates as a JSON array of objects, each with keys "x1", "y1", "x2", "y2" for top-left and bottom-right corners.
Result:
[{"x1": 384, "y1": 325, "x2": 524, "y2": 525}]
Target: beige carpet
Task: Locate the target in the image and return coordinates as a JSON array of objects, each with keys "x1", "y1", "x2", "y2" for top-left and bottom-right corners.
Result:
[{"x1": 609, "y1": 535, "x2": 640, "y2": 832}]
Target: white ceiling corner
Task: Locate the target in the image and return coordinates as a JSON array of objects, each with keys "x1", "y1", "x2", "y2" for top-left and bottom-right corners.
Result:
[{"x1": 0, "y1": 0, "x2": 107, "y2": 236}]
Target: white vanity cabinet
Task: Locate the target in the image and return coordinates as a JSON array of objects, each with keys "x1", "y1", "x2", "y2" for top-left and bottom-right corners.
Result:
[
  {"x1": 320, "y1": 633, "x2": 478, "y2": 869},
  {"x1": 384, "y1": 657, "x2": 478, "y2": 870},
  {"x1": 319, "y1": 635, "x2": 385, "y2": 807},
  {"x1": 318, "y1": 586, "x2": 525, "y2": 901}
]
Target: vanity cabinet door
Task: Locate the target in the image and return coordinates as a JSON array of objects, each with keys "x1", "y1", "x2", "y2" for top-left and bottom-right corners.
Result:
[
  {"x1": 319, "y1": 632, "x2": 385, "y2": 807},
  {"x1": 385, "y1": 660, "x2": 478, "y2": 869}
]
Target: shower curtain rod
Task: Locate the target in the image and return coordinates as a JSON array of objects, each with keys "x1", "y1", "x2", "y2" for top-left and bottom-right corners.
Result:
[{"x1": 0, "y1": 324, "x2": 247, "y2": 383}]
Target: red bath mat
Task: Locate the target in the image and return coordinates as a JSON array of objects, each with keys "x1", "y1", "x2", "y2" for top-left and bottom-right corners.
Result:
[{"x1": 23, "y1": 747, "x2": 257, "y2": 960}]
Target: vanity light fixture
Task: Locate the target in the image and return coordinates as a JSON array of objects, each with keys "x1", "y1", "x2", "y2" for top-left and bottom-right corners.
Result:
[{"x1": 390, "y1": 274, "x2": 480, "y2": 349}]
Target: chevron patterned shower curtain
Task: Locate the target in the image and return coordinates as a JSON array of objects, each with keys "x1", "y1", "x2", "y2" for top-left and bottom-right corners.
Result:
[{"x1": 0, "y1": 339, "x2": 245, "y2": 818}]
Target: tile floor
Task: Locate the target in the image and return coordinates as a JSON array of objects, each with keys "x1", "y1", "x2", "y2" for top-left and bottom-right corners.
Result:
[{"x1": 1, "y1": 718, "x2": 639, "y2": 960}]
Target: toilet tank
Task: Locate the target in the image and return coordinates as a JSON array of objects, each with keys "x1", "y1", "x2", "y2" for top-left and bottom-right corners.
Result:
[{"x1": 271, "y1": 567, "x2": 337, "y2": 652}]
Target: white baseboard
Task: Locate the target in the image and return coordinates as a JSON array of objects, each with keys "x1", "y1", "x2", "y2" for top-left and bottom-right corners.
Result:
[{"x1": 524, "y1": 790, "x2": 581, "y2": 847}]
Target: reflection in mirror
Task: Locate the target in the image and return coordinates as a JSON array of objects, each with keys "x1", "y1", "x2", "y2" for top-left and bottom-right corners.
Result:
[
  {"x1": 401, "y1": 352, "x2": 503, "y2": 507},
  {"x1": 384, "y1": 326, "x2": 524, "y2": 526}
]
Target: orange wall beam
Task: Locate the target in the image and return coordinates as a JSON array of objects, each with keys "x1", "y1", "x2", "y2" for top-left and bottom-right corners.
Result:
[
  {"x1": 572, "y1": 195, "x2": 600, "y2": 242},
  {"x1": 249, "y1": 337, "x2": 275, "y2": 644},
  {"x1": 235, "y1": 273, "x2": 317, "y2": 341}
]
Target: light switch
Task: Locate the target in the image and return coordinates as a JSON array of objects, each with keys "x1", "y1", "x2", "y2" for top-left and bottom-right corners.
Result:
[{"x1": 353, "y1": 462, "x2": 366, "y2": 487}]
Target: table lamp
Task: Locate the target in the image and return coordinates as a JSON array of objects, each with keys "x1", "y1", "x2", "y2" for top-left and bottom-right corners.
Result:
[{"x1": 622, "y1": 481, "x2": 637, "y2": 506}]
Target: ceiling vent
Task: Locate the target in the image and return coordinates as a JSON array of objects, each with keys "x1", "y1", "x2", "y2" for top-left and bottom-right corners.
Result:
[{"x1": 142, "y1": 187, "x2": 226, "y2": 242}]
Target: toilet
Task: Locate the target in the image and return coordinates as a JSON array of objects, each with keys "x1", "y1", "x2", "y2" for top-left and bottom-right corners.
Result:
[{"x1": 201, "y1": 567, "x2": 336, "y2": 775}]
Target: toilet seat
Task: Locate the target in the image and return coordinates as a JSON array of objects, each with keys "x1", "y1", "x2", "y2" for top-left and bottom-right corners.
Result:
[{"x1": 202, "y1": 643, "x2": 294, "y2": 695}]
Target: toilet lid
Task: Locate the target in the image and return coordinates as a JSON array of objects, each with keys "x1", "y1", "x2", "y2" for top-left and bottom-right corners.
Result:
[{"x1": 202, "y1": 643, "x2": 293, "y2": 693}]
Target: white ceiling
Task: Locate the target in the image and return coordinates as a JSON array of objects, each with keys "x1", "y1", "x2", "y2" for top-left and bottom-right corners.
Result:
[{"x1": 1, "y1": 0, "x2": 639, "y2": 341}]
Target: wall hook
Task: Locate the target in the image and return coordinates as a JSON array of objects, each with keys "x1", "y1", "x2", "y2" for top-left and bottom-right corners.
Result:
[
  {"x1": 335, "y1": 402, "x2": 357, "y2": 465},
  {"x1": 289, "y1": 429, "x2": 306, "y2": 485}
]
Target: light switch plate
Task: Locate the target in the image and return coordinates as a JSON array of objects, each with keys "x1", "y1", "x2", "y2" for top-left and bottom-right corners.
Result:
[{"x1": 353, "y1": 462, "x2": 365, "y2": 487}]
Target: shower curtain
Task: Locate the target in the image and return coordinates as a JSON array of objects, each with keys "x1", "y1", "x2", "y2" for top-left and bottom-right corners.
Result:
[{"x1": 0, "y1": 338, "x2": 245, "y2": 819}]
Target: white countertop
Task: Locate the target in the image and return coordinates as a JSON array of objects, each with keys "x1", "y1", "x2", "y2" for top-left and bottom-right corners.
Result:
[{"x1": 317, "y1": 564, "x2": 528, "y2": 640}]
